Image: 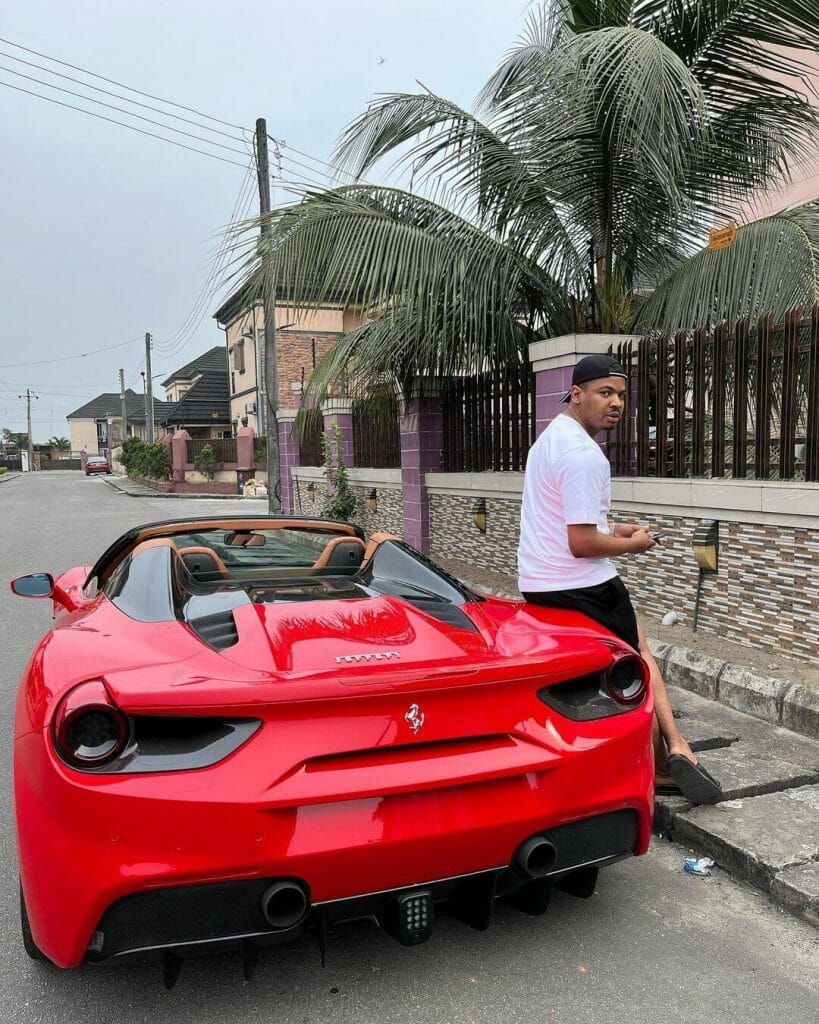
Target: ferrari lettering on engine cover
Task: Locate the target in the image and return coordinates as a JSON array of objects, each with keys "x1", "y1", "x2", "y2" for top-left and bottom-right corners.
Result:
[{"x1": 335, "y1": 651, "x2": 401, "y2": 664}]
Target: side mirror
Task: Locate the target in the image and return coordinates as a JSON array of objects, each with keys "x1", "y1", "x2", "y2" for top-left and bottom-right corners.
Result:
[{"x1": 11, "y1": 572, "x2": 55, "y2": 599}]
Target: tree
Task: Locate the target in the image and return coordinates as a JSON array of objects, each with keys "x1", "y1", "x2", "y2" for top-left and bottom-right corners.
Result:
[
  {"x1": 2, "y1": 430, "x2": 29, "y2": 452},
  {"x1": 192, "y1": 444, "x2": 218, "y2": 481},
  {"x1": 49, "y1": 437, "x2": 71, "y2": 452},
  {"x1": 238, "y1": 0, "x2": 819, "y2": 402}
]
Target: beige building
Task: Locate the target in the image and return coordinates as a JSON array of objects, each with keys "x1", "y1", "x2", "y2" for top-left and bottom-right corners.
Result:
[
  {"x1": 737, "y1": 49, "x2": 819, "y2": 222},
  {"x1": 214, "y1": 288, "x2": 362, "y2": 433}
]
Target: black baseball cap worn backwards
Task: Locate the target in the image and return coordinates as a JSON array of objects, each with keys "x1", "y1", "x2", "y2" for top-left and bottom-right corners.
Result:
[{"x1": 561, "y1": 354, "x2": 627, "y2": 402}]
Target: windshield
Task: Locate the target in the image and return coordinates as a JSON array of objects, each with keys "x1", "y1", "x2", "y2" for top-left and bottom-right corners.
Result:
[{"x1": 170, "y1": 527, "x2": 364, "y2": 583}]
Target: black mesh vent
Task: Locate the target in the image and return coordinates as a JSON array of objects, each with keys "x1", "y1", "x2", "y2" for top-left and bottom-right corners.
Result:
[{"x1": 188, "y1": 610, "x2": 239, "y2": 651}]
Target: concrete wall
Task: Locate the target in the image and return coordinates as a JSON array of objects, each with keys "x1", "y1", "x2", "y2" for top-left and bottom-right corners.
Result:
[{"x1": 425, "y1": 473, "x2": 819, "y2": 664}]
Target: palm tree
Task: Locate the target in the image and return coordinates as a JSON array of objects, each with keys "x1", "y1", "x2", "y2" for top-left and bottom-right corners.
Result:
[
  {"x1": 49, "y1": 436, "x2": 71, "y2": 452},
  {"x1": 240, "y1": 0, "x2": 819, "y2": 401}
]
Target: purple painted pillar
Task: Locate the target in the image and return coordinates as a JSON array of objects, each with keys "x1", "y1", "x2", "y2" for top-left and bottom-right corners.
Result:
[
  {"x1": 170, "y1": 429, "x2": 190, "y2": 483},
  {"x1": 321, "y1": 400, "x2": 355, "y2": 469},
  {"x1": 278, "y1": 410, "x2": 299, "y2": 514},
  {"x1": 399, "y1": 384, "x2": 443, "y2": 553}
]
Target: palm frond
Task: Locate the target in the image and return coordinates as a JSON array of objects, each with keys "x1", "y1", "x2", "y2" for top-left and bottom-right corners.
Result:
[
  {"x1": 236, "y1": 185, "x2": 568, "y2": 359},
  {"x1": 634, "y1": 200, "x2": 819, "y2": 331},
  {"x1": 332, "y1": 90, "x2": 585, "y2": 286}
]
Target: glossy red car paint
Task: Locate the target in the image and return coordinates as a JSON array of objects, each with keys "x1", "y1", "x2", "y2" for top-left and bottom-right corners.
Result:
[{"x1": 13, "y1": 520, "x2": 654, "y2": 970}]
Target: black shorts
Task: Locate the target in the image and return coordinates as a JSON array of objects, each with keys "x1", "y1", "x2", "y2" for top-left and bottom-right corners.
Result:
[{"x1": 521, "y1": 576, "x2": 639, "y2": 650}]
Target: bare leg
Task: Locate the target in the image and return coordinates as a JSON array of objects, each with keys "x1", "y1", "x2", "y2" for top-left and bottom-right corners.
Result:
[{"x1": 637, "y1": 623, "x2": 698, "y2": 768}]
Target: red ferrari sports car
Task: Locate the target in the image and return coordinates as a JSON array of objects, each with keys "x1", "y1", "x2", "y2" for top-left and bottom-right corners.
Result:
[{"x1": 12, "y1": 516, "x2": 654, "y2": 987}]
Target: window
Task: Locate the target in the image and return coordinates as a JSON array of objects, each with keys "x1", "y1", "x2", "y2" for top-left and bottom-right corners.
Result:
[{"x1": 234, "y1": 340, "x2": 245, "y2": 374}]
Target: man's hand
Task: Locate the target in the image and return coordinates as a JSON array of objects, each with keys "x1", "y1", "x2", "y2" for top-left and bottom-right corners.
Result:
[
  {"x1": 627, "y1": 527, "x2": 656, "y2": 552},
  {"x1": 613, "y1": 523, "x2": 640, "y2": 539},
  {"x1": 568, "y1": 523, "x2": 658, "y2": 557}
]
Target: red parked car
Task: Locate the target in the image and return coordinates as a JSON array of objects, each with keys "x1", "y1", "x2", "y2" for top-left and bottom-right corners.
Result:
[
  {"x1": 84, "y1": 455, "x2": 110, "y2": 475},
  {"x1": 11, "y1": 516, "x2": 654, "y2": 987}
]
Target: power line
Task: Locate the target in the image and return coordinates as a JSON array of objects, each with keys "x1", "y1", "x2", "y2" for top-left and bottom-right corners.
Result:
[
  {"x1": 0, "y1": 35, "x2": 354, "y2": 187},
  {"x1": 0, "y1": 35, "x2": 246, "y2": 132},
  {"x1": 0, "y1": 64, "x2": 248, "y2": 155},
  {"x1": 0, "y1": 49, "x2": 247, "y2": 144},
  {"x1": 0, "y1": 336, "x2": 143, "y2": 369},
  {"x1": 0, "y1": 79, "x2": 248, "y2": 168}
]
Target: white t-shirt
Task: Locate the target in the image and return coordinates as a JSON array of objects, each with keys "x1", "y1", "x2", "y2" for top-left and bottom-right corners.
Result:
[{"x1": 517, "y1": 413, "x2": 617, "y2": 592}]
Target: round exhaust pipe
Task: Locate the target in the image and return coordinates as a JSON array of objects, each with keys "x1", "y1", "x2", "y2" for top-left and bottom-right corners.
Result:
[
  {"x1": 514, "y1": 836, "x2": 558, "y2": 879},
  {"x1": 260, "y1": 881, "x2": 309, "y2": 930}
]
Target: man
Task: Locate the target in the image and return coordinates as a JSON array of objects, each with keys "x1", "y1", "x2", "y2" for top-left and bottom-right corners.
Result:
[{"x1": 517, "y1": 354, "x2": 721, "y2": 804}]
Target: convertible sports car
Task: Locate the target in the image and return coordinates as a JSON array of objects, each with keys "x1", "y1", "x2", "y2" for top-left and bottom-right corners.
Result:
[{"x1": 12, "y1": 516, "x2": 654, "y2": 987}]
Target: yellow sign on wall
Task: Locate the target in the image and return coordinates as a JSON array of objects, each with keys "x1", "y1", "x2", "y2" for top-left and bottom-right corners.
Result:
[{"x1": 708, "y1": 221, "x2": 737, "y2": 251}]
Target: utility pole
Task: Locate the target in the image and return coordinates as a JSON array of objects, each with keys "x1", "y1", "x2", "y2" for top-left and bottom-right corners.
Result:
[
  {"x1": 119, "y1": 368, "x2": 128, "y2": 443},
  {"x1": 255, "y1": 117, "x2": 281, "y2": 513},
  {"x1": 144, "y1": 333, "x2": 155, "y2": 443},
  {"x1": 18, "y1": 387, "x2": 38, "y2": 469}
]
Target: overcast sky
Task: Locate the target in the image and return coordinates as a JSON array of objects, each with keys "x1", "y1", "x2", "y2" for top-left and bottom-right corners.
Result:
[{"x1": 0, "y1": 0, "x2": 526, "y2": 440}]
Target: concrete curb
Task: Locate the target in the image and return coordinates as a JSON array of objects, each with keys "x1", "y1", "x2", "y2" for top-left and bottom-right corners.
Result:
[
  {"x1": 0, "y1": 472, "x2": 20, "y2": 484},
  {"x1": 101, "y1": 476, "x2": 267, "y2": 500},
  {"x1": 649, "y1": 640, "x2": 819, "y2": 741}
]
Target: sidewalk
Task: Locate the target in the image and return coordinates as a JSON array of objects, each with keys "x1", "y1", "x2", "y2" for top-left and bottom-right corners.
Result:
[
  {"x1": 100, "y1": 475, "x2": 267, "y2": 500},
  {"x1": 437, "y1": 556, "x2": 819, "y2": 929},
  {"x1": 0, "y1": 472, "x2": 20, "y2": 484}
]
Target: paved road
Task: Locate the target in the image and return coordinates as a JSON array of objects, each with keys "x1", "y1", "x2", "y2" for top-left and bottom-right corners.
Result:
[{"x1": 1, "y1": 473, "x2": 816, "y2": 1024}]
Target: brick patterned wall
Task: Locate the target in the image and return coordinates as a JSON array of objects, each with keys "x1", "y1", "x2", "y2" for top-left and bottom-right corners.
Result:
[
  {"x1": 430, "y1": 494, "x2": 521, "y2": 576},
  {"x1": 290, "y1": 474, "x2": 403, "y2": 537},
  {"x1": 276, "y1": 333, "x2": 338, "y2": 408},
  {"x1": 430, "y1": 494, "x2": 819, "y2": 663}
]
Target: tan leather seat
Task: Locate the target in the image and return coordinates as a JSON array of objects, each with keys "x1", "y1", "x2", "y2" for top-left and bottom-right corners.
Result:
[
  {"x1": 177, "y1": 546, "x2": 230, "y2": 578},
  {"x1": 362, "y1": 531, "x2": 399, "y2": 564},
  {"x1": 313, "y1": 536, "x2": 366, "y2": 570}
]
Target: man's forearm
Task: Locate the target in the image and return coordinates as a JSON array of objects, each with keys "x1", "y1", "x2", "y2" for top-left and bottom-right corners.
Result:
[{"x1": 569, "y1": 529, "x2": 639, "y2": 558}]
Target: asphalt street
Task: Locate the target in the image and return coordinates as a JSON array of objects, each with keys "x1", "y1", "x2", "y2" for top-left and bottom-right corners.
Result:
[{"x1": 1, "y1": 472, "x2": 816, "y2": 1024}]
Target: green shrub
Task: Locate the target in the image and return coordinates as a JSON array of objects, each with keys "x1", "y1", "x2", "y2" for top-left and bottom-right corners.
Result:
[
  {"x1": 193, "y1": 444, "x2": 217, "y2": 481},
  {"x1": 0, "y1": 466, "x2": 7, "y2": 476},
  {"x1": 117, "y1": 437, "x2": 169, "y2": 480},
  {"x1": 253, "y1": 436, "x2": 267, "y2": 466},
  {"x1": 320, "y1": 421, "x2": 356, "y2": 521}
]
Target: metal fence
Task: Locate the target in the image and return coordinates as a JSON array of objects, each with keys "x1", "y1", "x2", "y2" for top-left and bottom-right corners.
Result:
[
  {"x1": 186, "y1": 438, "x2": 238, "y2": 465},
  {"x1": 608, "y1": 305, "x2": 819, "y2": 481},
  {"x1": 442, "y1": 363, "x2": 536, "y2": 472},
  {"x1": 298, "y1": 414, "x2": 324, "y2": 467},
  {"x1": 352, "y1": 405, "x2": 400, "y2": 468}
]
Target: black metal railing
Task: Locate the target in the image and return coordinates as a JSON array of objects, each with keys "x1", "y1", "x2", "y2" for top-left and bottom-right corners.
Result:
[
  {"x1": 442, "y1": 362, "x2": 535, "y2": 472},
  {"x1": 609, "y1": 305, "x2": 819, "y2": 481}
]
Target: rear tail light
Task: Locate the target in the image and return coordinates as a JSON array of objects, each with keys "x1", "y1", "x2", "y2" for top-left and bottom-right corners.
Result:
[
  {"x1": 605, "y1": 655, "x2": 647, "y2": 706},
  {"x1": 537, "y1": 655, "x2": 648, "y2": 721},
  {"x1": 51, "y1": 680, "x2": 261, "y2": 773},
  {"x1": 52, "y1": 680, "x2": 129, "y2": 767}
]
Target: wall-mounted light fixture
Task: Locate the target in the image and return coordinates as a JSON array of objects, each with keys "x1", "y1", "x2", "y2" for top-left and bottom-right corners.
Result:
[
  {"x1": 691, "y1": 519, "x2": 719, "y2": 631},
  {"x1": 367, "y1": 488, "x2": 378, "y2": 513},
  {"x1": 472, "y1": 497, "x2": 487, "y2": 533},
  {"x1": 306, "y1": 481, "x2": 317, "y2": 502}
]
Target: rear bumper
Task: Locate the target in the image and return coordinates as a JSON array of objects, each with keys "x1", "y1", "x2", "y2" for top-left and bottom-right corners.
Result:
[
  {"x1": 90, "y1": 809, "x2": 638, "y2": 965},
  {"x1": 16, "y1": 707, "x2": 653, "y2": 967}
]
